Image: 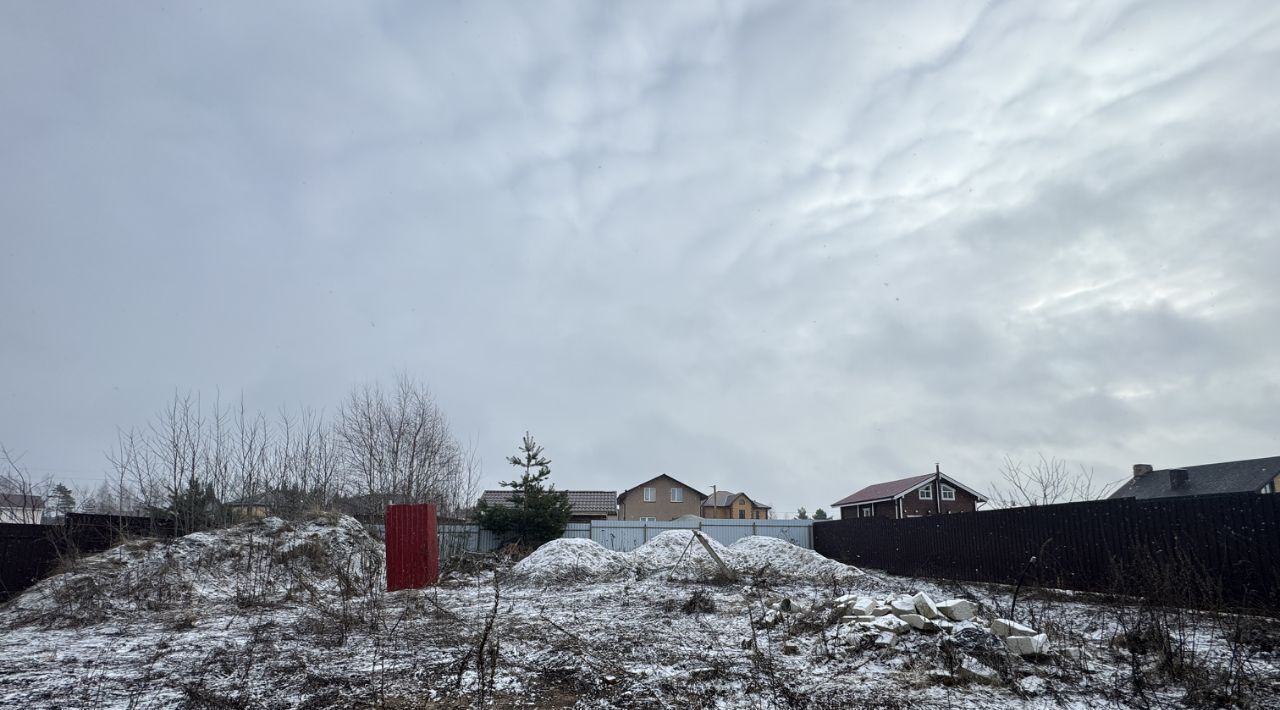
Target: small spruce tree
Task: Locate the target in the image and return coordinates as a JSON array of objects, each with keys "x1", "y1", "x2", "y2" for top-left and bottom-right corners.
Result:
[
  {"x1": 49, "y1": 483, "x2": 76, "y2": 520},
  {"x1": 476, "y1": 433, "x2": 572, "y2": 547},
  {"x1": 812, "y1": 508, "x2": 829, "y2": 521},
  {"x1": 795, "y1": 507, "x2": 809, "y2": 520}
]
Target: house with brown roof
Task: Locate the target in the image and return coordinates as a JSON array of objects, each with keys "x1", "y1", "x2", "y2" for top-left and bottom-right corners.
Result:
[
  {"x1": 831, "y1": 466, "x2": 986, "y2": 520},
  {"x1": 702, "y1": 491, "x2": 771, "y2": 520},
  {"x1": 617, "y1": 475, "x2": 706, "y2": 521},
  {"x1": 479, "y1": 489, "x2": 618, "y2": 522}
]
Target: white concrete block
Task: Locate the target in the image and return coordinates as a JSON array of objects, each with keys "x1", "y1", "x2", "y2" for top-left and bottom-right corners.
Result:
[
  {"x1": 912, "y1": 592, "x2": 941, "y2": 619},
  {"x1": 938, "y1": 599, "x2": 976, "y2": 621},
  {"x1": 1005, "y1": 633, "x2": 1049, "y2": 656},
  {"x1": 991, "y1": 619, "x2": 1038, "y2": 638}
]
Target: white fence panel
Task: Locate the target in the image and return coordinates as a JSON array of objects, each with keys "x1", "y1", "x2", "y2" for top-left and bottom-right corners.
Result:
[
  {"x1": 562, "y1": 522, "x2": 592, "y2": 539},
  {"x1": 376, "y1": 518, "x2": 815, "y2": 558}
]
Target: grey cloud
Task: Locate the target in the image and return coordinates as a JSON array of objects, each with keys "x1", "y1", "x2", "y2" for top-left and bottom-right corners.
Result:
[{"x1": 2, "y1": 0, "x2": 1279, "y2": 512}]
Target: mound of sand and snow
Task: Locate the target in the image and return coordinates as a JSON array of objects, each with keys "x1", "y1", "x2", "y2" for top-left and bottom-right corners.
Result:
[
  {"x1": 729, "y1": 535, "x2": 857, "y2": 580},
  {"x1": 511, "y1": 537, "x2": 633, "y2": 581},
  {"x1": 512, "y1": 530, "x2": 858, "y2": 583},
  {"x1": 5, "y1": 514, "x2": 383, "y2": 627}
]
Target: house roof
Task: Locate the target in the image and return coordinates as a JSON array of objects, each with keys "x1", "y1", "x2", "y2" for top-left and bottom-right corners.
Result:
[
  {"x1": 1108, "y1": 456, "x2": 1280, "y2": 501},
  {"x1": 0, "y1": 493, "x2": 44, "y2": 509},
  {"x1": 617, "y1": 474, "x2": 707, "y2": 503},
  {"x1": 702, "y1": 491, "x2": 772, "y2": 509},
  {"x1": 480, "y1": 489, "x2": 618, "y2": 515},
  {"x1": 832, "y1": 472, "x2": 987, "y2": 507}
]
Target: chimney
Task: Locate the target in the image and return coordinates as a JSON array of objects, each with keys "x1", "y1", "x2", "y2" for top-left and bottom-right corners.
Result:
[
  {"x1": 1169, "y1": 468, "x2": 1189, "y2": 489},
  {"x1": 1132, "y1": 464, "x2": 1154, "y2": 479}
]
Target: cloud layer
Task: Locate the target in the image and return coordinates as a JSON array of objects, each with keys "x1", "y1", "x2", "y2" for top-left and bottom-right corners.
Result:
[{"x1": 3, "y1": 1, "x2": 1279, "y2": 512}]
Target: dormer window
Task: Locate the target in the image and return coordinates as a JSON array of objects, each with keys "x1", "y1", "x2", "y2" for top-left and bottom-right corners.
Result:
[
  {"x1": 940, "y1": 485, "x2": 955, "y2": 501},
  {"x1": 918, "y1": 486, "x2": 933, "y2": 500}
]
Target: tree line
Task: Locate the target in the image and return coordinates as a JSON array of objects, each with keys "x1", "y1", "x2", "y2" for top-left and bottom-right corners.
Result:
[{"x1": 3, "y1": 374, "x2": 481, "y2": 532}]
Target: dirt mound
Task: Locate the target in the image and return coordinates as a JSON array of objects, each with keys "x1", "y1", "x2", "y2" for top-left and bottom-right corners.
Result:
[
  {"x1": 4, "y1": 514, "x2": 383, "y2": 628},
  {"x1": 730, "y1": 535, "x2": 859, "y2": 581},
  {"x1": 510, "y1": 537, "x2": 633, "y2": 582}
]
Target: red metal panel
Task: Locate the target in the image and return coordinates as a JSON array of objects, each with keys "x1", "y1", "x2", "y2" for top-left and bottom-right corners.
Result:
[{"x1": 385, "y1": 503, "x2": 438, "y2": 591}]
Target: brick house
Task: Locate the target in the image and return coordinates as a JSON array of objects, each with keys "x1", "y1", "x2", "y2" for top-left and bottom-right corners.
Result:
[
  {"x1": 701, "y1": 491, "x2": 771, "y2": 520},
  {"x1": 617, "y1": 474, "x2": 706, "y2": 521},
  {"x1": 832, "y1": 466, "x2": 986, "y2": 520},
  {"x1": 478, "y1": 489, "x2": 618, "y2": 522}
]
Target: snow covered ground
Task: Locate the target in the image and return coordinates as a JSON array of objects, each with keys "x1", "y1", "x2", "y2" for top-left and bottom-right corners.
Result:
[{"x1": 1, "y1": 518, "x2": 1277, "y2": 708}]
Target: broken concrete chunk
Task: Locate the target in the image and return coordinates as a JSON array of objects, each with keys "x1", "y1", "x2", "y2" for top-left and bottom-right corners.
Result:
[
  {"x1": 1005, "y1": 633, "x2": 1049, "y2": 656},
  {"x1": 1018, "y1": 676, "x2": 1047, "y2": 695},
  {"x1": 834, "y1": 593, "x2": 859, "y2": 605},
  {"x1": 900, "y1": 613, "x2": 940, "y2": 632},
  {"x1": 874, "y1": 631, "x2": 897, "y2": 648},
  {"x1": 850, "y1": 597, "x2": 877, "y2": 616},
  {"x1": 991, "y1": 619, "x2": 1038, "y2": 638},
  {"x1": 871, "y1": 605, "x2": 893, "y2": 617},
  {"x1": 872, "y1": 615, "x2": 911, "y2": 635},
  {"x1": 935, "y1": 619, "x2": 955, "y2": 633},
  {"x1": 912, "y1": 592, "x2": 940, "y2": 619},
  {"x1": 957, "y1": 656, "x2": 1000, "y2": 685},
  {"x1": 842, "y1": 615, "x2": 875, "y2": 624},
  {"x1": 937, "y1": 599, "x2": 976, "y2": 621},
  {"x1": 889, "y1": 598, "x2": 916, "y2": 616}
]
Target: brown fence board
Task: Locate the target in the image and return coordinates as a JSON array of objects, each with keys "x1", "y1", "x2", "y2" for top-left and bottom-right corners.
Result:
[{"x1": 814, "y1": 492, "x2": 1280, "y2": 614}]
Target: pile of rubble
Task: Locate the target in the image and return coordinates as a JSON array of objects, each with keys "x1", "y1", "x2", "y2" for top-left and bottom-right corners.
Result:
[{"x1": 830, "y1": 591, "x2": 1049, "y2": 659}]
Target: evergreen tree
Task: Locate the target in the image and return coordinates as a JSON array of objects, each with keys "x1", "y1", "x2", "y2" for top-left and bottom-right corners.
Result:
[
  {"x1": 49, "y1": 483, "x2": 76, "y2": 520},
  {"x1": 476, "y1": 433, "x2": 572, "y2": 547},
  {"x1": 812, "y1": 508, "x2": 829, "y2": 520},
  {"x1": 167, "y1": 474, "x2": 219, "y2": 533},
  {"x1": 795, "y1": 507, "x2": 809, "y2": 520}
]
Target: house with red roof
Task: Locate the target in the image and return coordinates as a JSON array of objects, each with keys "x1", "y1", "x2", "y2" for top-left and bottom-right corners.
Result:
[{"x1": 831, "y1": 465, "x2": 986, "y2": 520}]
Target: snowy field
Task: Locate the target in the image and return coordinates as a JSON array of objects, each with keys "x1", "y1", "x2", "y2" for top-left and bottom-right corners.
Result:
[{"x1": 1, "y1": 515, "x2": 1277, "y2": 709}]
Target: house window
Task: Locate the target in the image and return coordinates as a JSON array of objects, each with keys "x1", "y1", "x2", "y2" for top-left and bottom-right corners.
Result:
[
  {"x1": 861, "y1": 505, "x2": 873, "y2": 518},
  {"x1": 640, "y1": 516, "x2": 656, "y2": 522},
  {"x1": 737, "y1": 509, "x2": 745, "y2": 519},
  {"x1": 940, "y1": 485, "x2": 955, "y2": 501},
  {"x1": 918, "y1": 486, "x2": 933, "y2": 500},
  {"x1": 643, "y1": 487, "x2": 655, "y2": 502},
  {"x1": 670, "y1": 487, "x2": 683, "y2": 503}
]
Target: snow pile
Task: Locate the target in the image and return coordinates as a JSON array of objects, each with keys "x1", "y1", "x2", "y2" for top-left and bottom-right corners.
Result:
[
  {"x1": 630, "y1": 530, "x2": 738, "y2": 580},
  {"x1": 511, "y1": 537, "x2": 633, "y2": 582},
  {"x1": 511, "y1": 531, "x2": 860, "y2": 584},
  {"x1": 5, "y1": 514, "x2": 383, "y2": 627},
  {"x1": 730, "y1": 536, "x2": 859, "y2": 581}
]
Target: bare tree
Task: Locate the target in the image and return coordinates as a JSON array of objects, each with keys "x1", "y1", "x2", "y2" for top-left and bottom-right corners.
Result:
[
  {"x1": 0, "y1": 443, "x2": 52, "y2": 523},
  {"x1": 335, "y1": 374, "x2": 480, "y2": 515},
  {"x1": 987, "y1": 453, "x2": 1117, "y2": 508}
]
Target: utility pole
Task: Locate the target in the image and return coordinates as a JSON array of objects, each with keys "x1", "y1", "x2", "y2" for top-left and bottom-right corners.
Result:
[{"x1": 934, "y1": 462, "x2": 942, "y2": 515}]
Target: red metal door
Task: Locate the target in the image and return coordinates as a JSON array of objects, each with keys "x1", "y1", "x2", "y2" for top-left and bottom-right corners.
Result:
[{"x1": 385, "y1": 503, "x2": 439, "y2": 591}]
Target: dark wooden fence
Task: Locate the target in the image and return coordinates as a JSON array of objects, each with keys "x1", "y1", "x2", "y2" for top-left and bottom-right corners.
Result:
[
  {"x1": 0, "y1": 513, "x2": 176, "y2": 602},
  {"x1": 813, "y1": 492, "x2": 1280, "y2": 614}
]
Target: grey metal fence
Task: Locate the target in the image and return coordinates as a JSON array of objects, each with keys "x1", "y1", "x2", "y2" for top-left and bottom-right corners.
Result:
[{"x1": 429, "y1": 518, "x2": 813, "y2": 556}]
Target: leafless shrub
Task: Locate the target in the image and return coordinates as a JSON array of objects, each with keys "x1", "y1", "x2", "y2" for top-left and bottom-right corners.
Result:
[{"x1": 988, "y1": 453, "x2": 1117, "y2": 508}]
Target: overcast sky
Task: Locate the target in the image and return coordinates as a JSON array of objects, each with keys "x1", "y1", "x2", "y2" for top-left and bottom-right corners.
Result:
[{"x1": 2, "y1": 1, "x2": 1278, "y2": 514}]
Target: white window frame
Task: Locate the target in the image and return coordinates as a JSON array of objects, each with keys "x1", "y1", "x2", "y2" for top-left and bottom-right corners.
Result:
[
  {"x1": 639, "y1": 516, "x2": 657, "y2": 522},
  {"x1": 670, "y1": 487, "x2": 683, "y2": 503},
  {"x1": 940, "y1": 484, "x2": 955, "y2": 501},
  {"x1": 643, "y1": 487, "x2": 655, "y2": 502},
  {"x1": 860, "y1": 505, "x2": 873, "y2": 518},
  {"x1": 918, "y1": 485, "x2": 933, "y2": 500}
]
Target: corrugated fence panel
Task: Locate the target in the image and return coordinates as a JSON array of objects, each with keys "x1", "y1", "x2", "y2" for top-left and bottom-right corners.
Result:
[
  {"x1": 385, "y1": 503, "x2": 438, "y2": 591},
  {"x1": 812, "y1": 492, "x2": 1280, "y2": 615}
]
